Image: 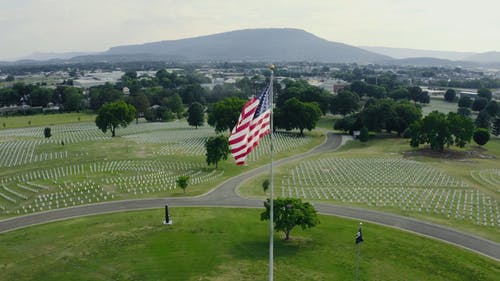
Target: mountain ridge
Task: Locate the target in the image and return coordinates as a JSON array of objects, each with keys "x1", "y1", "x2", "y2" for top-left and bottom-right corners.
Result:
[{"x1": 104, "y1": 28, "x2": 391, "y2": 63}]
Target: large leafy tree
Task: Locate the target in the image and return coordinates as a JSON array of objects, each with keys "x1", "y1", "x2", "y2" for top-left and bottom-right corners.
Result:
[
  {"x1": 127, "y1": 92, "x2": 150, "y2": 123},
  {"x1": 473, "y1": 128, "x2": 490, "y2": 146},
  {"x1": 360, "y1": 98, "x2": 397, "y2": 132},
  {"x1": 447, "y1": 112, "x2": 474, "y2": 148},
  {"x1": 164, "y1": 93, "x2": 185, "y2": 119},
  {"x1": 208, "y1": 97, "x2": 246, "y2": 133},
  {"x1": 260, "y1": 197, "x2": 320, "y2": 240},
  {"x1": 365, "y1": 84, "x2": 387, "y2": 99},
  {"x1": 472, "y1": 97, "x2": 488, "y2": 112},
  {"x1": 187, "y1": 102, "x2": 205, "y2": 128},
  {"x1": 275, "y1": 98, "x2": 321, "y2": 136},
  {"x1": 485, "y1": 100, "x2": 499, "y2": 117},
  {"x1": 458, "y1": 96, "x2": 473, "y2": 108},
  {"x1": 349, "y1": 80, "x2": 367, "y2": 96},
  {"x1": 388, "y1": 87, "x2": 410, "y2": 100},
  {"x1": 277, "y1": 79, "x2": 331, "y2": 114},
  {"x1": 444, "y1": 89, "x2": 456, "y2": 102},
  {"x1": 89, "y1": 83, "x2": 124, "y2": 111},
  {"x1": 330, "y1": 90, "x2": 360, "y2": 116},
  {"x1": 205, "y1": 135, "x2": 229, "y2": 169},
  {"x1": 492, "y1": 117, "x2": 500, "y2": 136},
  {"x1": 390, "y1": 100, "x2": 423, "y2": 136},
  {"x1": 61, "y1": 87, "x2": 84, "y2": 112},
  {"x1": 475, "y1": 110, "x2": 491, "y2": 129},
  {"x1": 477, "y1": 88, "x2": 492, "y2": 100},
  {"x1": 409, "y1": 111, "x2": 473, "y2": 151},
  {"x1": 95, "y1": 101, "x2": 136, "y2": 137}
]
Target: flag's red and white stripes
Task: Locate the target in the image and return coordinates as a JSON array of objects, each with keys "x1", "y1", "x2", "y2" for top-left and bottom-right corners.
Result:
[{"x1": 228, "y1": 86, "x2": 271, "y2": 165}]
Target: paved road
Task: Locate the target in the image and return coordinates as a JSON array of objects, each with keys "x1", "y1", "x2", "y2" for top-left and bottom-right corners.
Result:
[{"x1": 1, "y1": 133, "x2": 499, "y2": 262}]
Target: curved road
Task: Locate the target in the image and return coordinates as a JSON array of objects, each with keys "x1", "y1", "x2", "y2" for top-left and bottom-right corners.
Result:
[{"x1": 1, "y1": 133, "x2": 499, "y2": 262}]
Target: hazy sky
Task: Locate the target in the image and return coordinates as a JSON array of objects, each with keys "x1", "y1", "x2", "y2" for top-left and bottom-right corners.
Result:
[{"x1": 1, "y1": 0, "x2": 499, "y2": 60}]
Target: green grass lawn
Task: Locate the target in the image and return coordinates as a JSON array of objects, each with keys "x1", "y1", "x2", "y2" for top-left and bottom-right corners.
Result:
[
  {"x1": 0, "y1": 119, "x2": 325, "y2": 218},
  {"x1": 239, "y1": 136, "x2": 500, "y2": 242},
  {"x1": 422, "y1": 96, "x2": 458, "y2": 115},
  {"x1": 0, "y1": 113, "x2": 96, "y2": 129},
  {"x1": 0, "y1": 208, "x2": 498, "y2": 281}
]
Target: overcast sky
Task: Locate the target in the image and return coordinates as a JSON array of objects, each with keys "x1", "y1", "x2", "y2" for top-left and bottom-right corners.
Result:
[{"x1": 1, "y1": 0, "x2": 499, "y2": 60}]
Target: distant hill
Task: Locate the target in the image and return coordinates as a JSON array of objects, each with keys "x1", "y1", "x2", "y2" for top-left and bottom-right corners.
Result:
[
  {"x1": 360, "y1": 46, "x2": 475, "y2": 61},
  {"x1": 104, "y1": 28, "x2": 391, "y2": 63},
  {"x1": 463, "y1": 51, "x2": 500, "y2": 63},
  {"x1": 393, "y1": 57, "x2": 458, "y2": 67},
  {"x1": 18, "y1": 51, "x2": 97, "y2": 61}
]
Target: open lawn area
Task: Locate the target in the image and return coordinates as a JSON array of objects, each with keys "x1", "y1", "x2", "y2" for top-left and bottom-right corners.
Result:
[
  {"x1": 0, "y1": 117, "x2": 324, "y2": 218},
  {"x1": 239, "y1": 136, "x2": 500, "y2": 242},
  {"x1": 422, "y1": 96, "x2": 458, "y2": 115},
  {"x1": 0, "y1": 208, "x2": 498, "y2": 281},
  {"x1": 0, "y1": 113, "x2": 96, "y2": 129}
]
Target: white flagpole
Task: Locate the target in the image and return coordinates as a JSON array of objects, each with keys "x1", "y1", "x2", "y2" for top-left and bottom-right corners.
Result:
[{"x1": 269, "y1": 64, "x2": 275, "y2": 281}]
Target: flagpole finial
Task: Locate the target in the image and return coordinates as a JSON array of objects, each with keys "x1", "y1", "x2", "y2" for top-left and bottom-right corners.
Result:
[{"x1": 269, "y1": 64, "x2": 275, "y2": 71}]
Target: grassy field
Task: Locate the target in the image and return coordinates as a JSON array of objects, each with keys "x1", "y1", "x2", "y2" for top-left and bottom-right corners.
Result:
[
  {"x1": 0, "y1": 117, "x2": 324, "y2": 218},
  {"x1": 239, "y1": 136, "x2": 500, "y2": 242},
  {"x1": 422, "y1": 96, "x2": 458, "y2": 115},
  {"x1": 0, "y1": 113, "x2": 96, "y2": 129},
  {"x1": 0, "y1": 208, "x2": 498, "y2": 281}
]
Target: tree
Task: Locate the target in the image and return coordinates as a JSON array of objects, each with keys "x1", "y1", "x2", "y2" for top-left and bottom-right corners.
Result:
[
  {"x1": 165, "y1": 93, "x2": 185, "y2": 119},
  {"x1": 492, "y1": 117, "x2": 500, "y2": 136},
  {"x1": 457, "y1": 107, "x2": 471, "y2": 117},
  {"x1": 447, "y1": 112, "x2": 474, "y2": 148},
  {"x1": 388, "y1": 87, "x2": 410, "y2": 101},
  {"x1": 485, "y1": 100, "x2": 499, "y2": 117},
  {"x1": 260, "y1": 198, "x2": 320, "y2": 240},
  {"x1": 176, "y1": 175, "x2": 190, "y2": 193},
  {"x1": 44, "y1": 127, "x2": 51, "y2": 138},
  {"x1": 409, "y1": 111, "x2": 452, "y2": 151},
  {"x1": 365, "y1": 84, "x2": 387, "y2": 99},
  {"x1": 330, "y1": 90, "x2": 360, "y2": 116},
  {"x1": 409, "y1": 111, "x2": 473, "y2": 151},
  {"x1": 444, "y1": 89, "x2": 456, "y2": 102},
  {"x1": 477, "y1": 88, "x2": 492, "y2": 100},
  {"x1": 61, "y1": 87, "x2": 84, "y2": 112},
  {"x1": 391, "y1": 100, "x2": 422, "y2": 136},
  {"x1": 359, "y1": 126, "x2": 369, "y2": 142},
  {"x1": 95, "y1": 101, "x2": 136, "y2": 137},
  {"x1": 89, "y1": 83, "x2": 124, "y2": 111},
  {"x1": 349, "y1": 80, "x2": 367, "y2": 96},
  {"x1": 127, "y1": 92, "x2": 150, "y2": 123},
  {"x1": 205, "y1": 135, "x2": 229, "y2": 169},
  {"x1": 208, "y1": 97, "x2": 246, "y2": 133},
  {"x1": 275, "y1": 98, "x2": 322, "y2": 136},
  {"x1": 408, "y1": 86, "x2": 422, "y2": 102},
  {"x1": 472, "y1": 97, "x2": 488, "y2": 112},
  {"x1": 360, "y1": 98, "x2": 397, "y2": 132},
  {"x1": 458, "y1": 96, "x2": 473, "y2": 108},
  {"x1": 334, "y1": 113, "x2": 362, "y2": 134},
  {"x1": 187, "y1": 102, "x2": 204, "y2": 128},
  {"x1": 473, "y1": 128, "x2": 490, "y2": 146},
  {"x1": 475, "y1": 110, "x2": 491, "y2": 129}
]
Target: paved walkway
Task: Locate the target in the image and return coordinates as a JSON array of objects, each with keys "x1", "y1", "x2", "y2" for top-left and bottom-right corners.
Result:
[{"x1": 1, "y1": 133, "x2": 499, "y2": 261}]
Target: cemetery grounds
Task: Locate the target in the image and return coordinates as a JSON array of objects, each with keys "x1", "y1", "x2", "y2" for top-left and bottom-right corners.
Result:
[{"x1": 0, "y1": 113, "x2": 499, "y2": 280}]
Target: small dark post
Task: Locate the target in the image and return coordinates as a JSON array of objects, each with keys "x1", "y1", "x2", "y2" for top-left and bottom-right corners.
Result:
[{"x1": 163, "y1": 205, "x2": 172, "y2": 225}]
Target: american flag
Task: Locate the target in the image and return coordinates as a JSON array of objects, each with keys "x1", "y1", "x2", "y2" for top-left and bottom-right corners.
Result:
[{"x1": 229, "y1": 85, "x2": 271, "y2": 165}]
